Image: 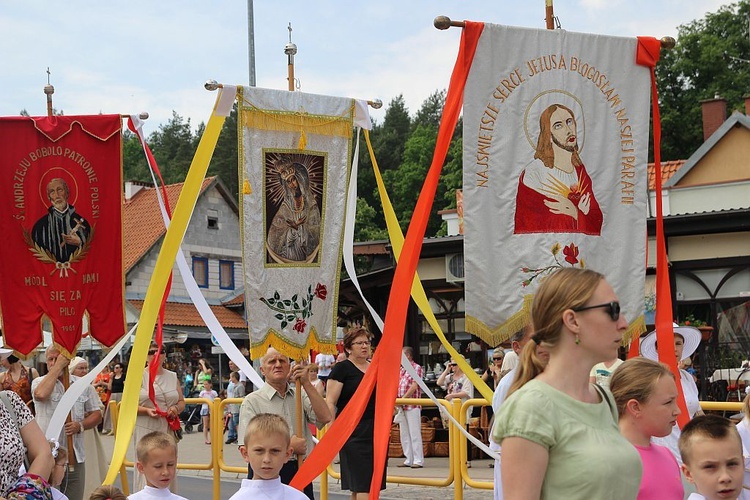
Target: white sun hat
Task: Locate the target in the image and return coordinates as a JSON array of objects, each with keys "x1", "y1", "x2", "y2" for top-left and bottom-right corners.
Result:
[
  {"x1": 0, "y1": 337, "x2": 13, "y2": 359},
  {"x1": 640, "y1": 322, "x2": 702, "y2": 362}
]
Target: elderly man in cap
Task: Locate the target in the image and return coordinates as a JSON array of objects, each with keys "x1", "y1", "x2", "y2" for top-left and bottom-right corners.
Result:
[
  {"x1": 238, "y1": 347, "x2": 331, "y2": 499},
  {"x1": 32, "y1": 346, "x2": 102, "y2": 500}
]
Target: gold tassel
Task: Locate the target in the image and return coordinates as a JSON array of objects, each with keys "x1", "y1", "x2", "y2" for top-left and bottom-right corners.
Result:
[
  {"x1": 243, "y1": 179, "x2": 252, "y2": 194},
  {"x1": 298, "y1": 130, "x2": 307, "y2": 150}
]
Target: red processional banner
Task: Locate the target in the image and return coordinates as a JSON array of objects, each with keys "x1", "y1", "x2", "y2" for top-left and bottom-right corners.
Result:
[{"x1": 0, "y1": 115, "x2": 125, "y2": 356}]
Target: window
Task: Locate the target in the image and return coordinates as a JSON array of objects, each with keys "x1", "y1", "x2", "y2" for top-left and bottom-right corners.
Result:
[
  {"x1": 193, "y1": 257, "x2": 208, "y2": 288},
  {"x1": 207, "y1": 209, "x2": 219, "y2": 229},
  {"x1": 219, "y1": 260, "x2": 234, "y2": 290}
]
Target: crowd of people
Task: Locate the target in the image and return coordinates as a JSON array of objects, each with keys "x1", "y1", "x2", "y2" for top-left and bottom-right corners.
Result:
[{"x1": 2, "y1": 267, "x2": 749, "y2": 499}]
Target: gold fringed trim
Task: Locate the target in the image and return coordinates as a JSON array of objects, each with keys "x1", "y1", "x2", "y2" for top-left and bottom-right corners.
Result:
[
  {"x1": 240, "y1": 108, "x2": 353, "y2": 139},
  {"x1": 465, "y1": 295, "x2": 534, "y2": 347},
  {"x1": 249, "y1": 327, "x2": 338, "y2": 361},
  {"x1": 623, "y1": 314, "x2": 647, "y2": 346}
]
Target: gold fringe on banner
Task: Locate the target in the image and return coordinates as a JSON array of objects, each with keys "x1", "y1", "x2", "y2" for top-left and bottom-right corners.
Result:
[
  {"x1": 465, "y1": 294, "x2": 534, "y2": 347},
  {"x1": 466, "y1": 298, "x2": 646, "y2": 347},
  {"x1": 624, "y1": 314, "x2": 647, "y2": 345},
  {"x1": 241, "y1": 106, "x2": 354, "y2": 140},
  {"x1": 249, "y1": 327, "x2": 339, "y2": 361}
]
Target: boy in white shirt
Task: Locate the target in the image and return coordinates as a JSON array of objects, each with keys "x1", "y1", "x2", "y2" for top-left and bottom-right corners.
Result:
[
  {"x1": 230, "y1": 413, "x2": 308, "y2": 500},
  {"x1": 128, "y1": 432, "x2": 188, "y2": 500},
  {"x1": 679, "y1": 415, "x2": 744, "y2": 500}
]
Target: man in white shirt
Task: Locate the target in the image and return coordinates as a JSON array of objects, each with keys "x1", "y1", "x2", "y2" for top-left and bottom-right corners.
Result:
[
  {"x1": 314, "y1": 352, "x2": 336, "y2": 382},
  {"x1": 490, "y1": 325, "x2": 550, "y2": 500},
  {"x1": 33, "y1": 346, "x2": 102, "y2": 500}
]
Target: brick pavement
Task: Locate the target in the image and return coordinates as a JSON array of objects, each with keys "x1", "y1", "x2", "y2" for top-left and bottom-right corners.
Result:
[{"x1": 100, "y1": 428, "x2": 494, "y2": 499}]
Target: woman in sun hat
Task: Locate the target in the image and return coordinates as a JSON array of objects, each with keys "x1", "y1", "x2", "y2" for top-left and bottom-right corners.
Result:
[{"x1": 640, "y1": 322, "x2": 704, "y2": 464}]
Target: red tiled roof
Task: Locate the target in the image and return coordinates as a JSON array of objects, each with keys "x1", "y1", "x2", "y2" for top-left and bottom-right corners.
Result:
[
  {"x1": 123, "y1": 178, "x2": 215, "y2": 272},
  {"x1": 222, "y1": 294, "x2": 245, "y2": 306},
  {"x1": 647, "y1": 160, "x2": 685, "y2": 190},
  {"x1": 128, "y1": 300, "x2": 247, "y2": 329}
]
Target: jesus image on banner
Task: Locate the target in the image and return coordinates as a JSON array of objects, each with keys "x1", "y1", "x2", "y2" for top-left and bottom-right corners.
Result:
[
  {"x1": 31, "y1": 176, "x2": 91, "y2": 263},
  {"x1": 514, "y1": 97, "x2": 603, "y2": 236},
  {"x1": 265, "y1": 152, "x2": 323, "y2": 265}
]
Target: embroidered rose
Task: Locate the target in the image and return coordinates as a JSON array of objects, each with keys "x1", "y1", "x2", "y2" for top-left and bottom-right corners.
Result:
[
  {"x1": 314, "y1": 283, "x2": 327, "y2": 300},
  {"x1": 563, "y1": 243, "x2": 579, "y2": 265},
  {"x1": 293, "y1": 318, "x2": 307, "y2": 333}
]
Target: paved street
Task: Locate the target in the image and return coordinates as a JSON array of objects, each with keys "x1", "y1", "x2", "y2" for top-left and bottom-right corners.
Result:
[{"x1": 100, "y1": 428, "x2": 494, "y2": 499}]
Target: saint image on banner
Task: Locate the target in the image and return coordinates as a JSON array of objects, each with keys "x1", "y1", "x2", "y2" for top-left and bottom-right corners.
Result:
[
  {"x1": 514, "y1": 99, "x2": 603, "y2": 236},
  {"x1": 31, "y1": 176, "x2": 91, "y2": 263},
  {"x1": 265, "y1": 152, "x2": 323, "y2": 264}
]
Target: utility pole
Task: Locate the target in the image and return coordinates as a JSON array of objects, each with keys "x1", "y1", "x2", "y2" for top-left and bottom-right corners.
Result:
[{"x1": 247, "y1": 0, "x2": 256, "y2": 86}]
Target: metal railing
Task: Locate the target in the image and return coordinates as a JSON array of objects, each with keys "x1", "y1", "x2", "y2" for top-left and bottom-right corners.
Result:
[{"x1": 109, "y1": 397, "x2": 745, "y2": 499}]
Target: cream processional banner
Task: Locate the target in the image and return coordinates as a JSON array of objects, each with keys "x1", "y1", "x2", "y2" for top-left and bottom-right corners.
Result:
[
  {"x1": 239, "y1": 86, "x2": 370, "y2": 360},
  {"x1": 463, "y1": 24, "x2": 650, "y2": 345}
]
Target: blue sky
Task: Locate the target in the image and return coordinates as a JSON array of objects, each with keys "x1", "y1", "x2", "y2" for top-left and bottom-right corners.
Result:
[{"x1": 0, "y1": 1, "x2": 733, "y2": 132}]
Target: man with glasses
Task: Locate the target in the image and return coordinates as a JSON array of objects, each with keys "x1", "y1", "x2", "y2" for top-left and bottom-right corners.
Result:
[{"x1": 237, "y1": 347, "x2": 331, "y2": 499}]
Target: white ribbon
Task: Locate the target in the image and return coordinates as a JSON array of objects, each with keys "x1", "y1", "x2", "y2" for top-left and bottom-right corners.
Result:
[
  {"x1": 130, "y1": 112, "x2": 264, "y2": 390},
  {"x1": 46, "y1": 324, "x2": 135, "y2": 442}
]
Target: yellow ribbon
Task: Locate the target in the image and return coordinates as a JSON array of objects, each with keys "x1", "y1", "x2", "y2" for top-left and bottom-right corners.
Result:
[
  {"x1": 364, "y1": 130, "x2": 493, "y2": 402},
  {"x1": 104, "y1": 92, "x2": 229, "y2": 484}
]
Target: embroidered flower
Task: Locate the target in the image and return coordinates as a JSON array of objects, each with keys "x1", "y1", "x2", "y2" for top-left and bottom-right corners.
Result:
[
  {"x1": 293, "y1": 318, "x2": 307, "y2": 333},
  {"x1": 563, "y1": 243, "x2": 579, "y2": 265},
  {"x1": 314, "y1": 283, "x2": 327, "y2": 300}
]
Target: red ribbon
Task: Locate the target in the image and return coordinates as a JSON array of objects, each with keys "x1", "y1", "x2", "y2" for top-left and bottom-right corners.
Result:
[
  {"x1": 636, "y1": 37, "x2": 689, "y2": 428},
  {"x1": 290, "y1": 22, "x2": 484, "y2": 499},
  {"x1": 127, "y1": 118, "x2": 175, "y2": 417}
]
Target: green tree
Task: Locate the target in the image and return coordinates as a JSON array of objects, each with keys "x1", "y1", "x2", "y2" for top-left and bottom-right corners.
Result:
[
  {"x1": 413, "y1": 90, "x2": 446, "y2": 130},
  {"x1": 122, "y1": 130, "x2": 150, "y2": 181},
  {"x1": 382, "y1": 123, "x2": 438, "y2": 234},
  {"x1": 147, "y1": 111, "x2": 198, "y2": 184},
  {"x1": 658, "y1": 0, "x2": 750, "y2": 160},
  {"x1": 355, "y1": 96, "x2": 412, "y2": 239},
  {"x1": 208, "y1": 104, "x2": 240, "y2": 200}
]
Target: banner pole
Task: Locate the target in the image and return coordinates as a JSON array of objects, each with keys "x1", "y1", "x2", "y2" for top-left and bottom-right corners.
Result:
[
  {"x1": 44, "y1": 68, "x2": 54, "y2": 117},
  {"x1": 434, "y1": 16, "x2": 677, "y2": 50},
  {"x1": 545, "y1": 0, "x2": 555, "y2": 29},
  {"x1": 62, "y1": 368, "x2": 76, "y2": 473}
]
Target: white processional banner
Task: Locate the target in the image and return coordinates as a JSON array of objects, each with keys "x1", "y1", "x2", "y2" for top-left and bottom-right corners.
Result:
[
  {"x1": 239, "y1": 86, "x2": 370, "y2": 360},
  {"x1": 463, "y1": 24, "x2": 650, "y2": 345}
]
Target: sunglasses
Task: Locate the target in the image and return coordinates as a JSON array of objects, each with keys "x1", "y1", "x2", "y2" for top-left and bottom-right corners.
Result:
[
  {"x1": 572, "y1": 301, "x2": 621, "y2": 321},
  {"x1": 148, "y1": 350, "x2": 158, "y2": 355},
  {"x1": 492, "y1": 357, "x2": 502, "y2": 361}
]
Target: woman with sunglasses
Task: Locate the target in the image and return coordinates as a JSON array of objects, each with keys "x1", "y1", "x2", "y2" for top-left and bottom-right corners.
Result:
[
  {"x1": 103, "y1": 363, "x2": 125, "y2": 435},
  {"x1": 493, "y1": 268, "x2": 642, "y2": 499},
  {"x1": 133, "y1": 344, "x2": 185, "y2": 493}
]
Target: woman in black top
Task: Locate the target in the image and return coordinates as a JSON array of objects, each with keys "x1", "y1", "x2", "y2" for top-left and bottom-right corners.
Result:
[
  {"x1": 104, "y1": 363, "x2": 125, "y2": 434},
  {"x1": 326, "y1": 326, "x2": 385, "y2": 499}
]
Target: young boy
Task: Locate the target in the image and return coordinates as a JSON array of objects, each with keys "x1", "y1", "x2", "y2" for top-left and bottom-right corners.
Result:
[
  {"x1": 678, "y1": 414, "x2": 744, "y2": 500},
  {"x1": 229, "y1": 413, "x2": 308, "y2": 499},
  {"x1": 129, "y1": 431, "x2": 188, "y2": 500}
]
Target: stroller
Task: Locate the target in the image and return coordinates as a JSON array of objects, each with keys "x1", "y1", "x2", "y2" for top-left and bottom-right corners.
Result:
[{"x1": 180, "y1": 390, "x2": 203, "y2": 433}]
